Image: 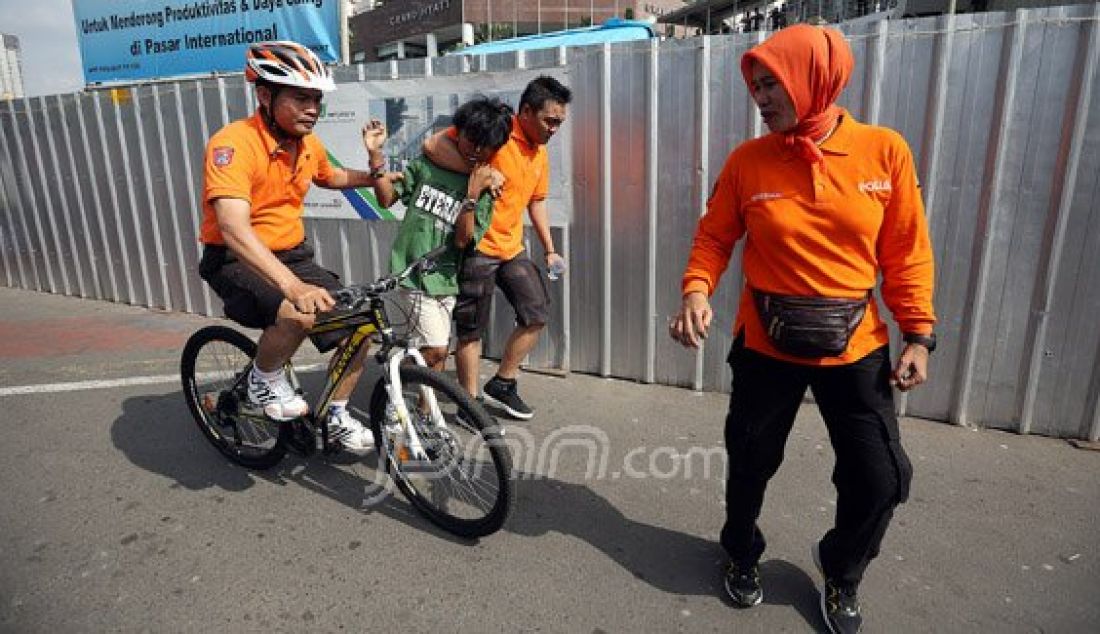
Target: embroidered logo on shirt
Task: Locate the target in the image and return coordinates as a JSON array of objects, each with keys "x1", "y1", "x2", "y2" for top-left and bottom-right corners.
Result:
[
  {"x1": 859, "y1": 180, "x2": 892, "y2": 194},
  {"x1": 212, "y1": 146, "x2": 235, "y2": 167},
  {"x1": 750, "y1": 192, "x2": 783, "y2": 202}
]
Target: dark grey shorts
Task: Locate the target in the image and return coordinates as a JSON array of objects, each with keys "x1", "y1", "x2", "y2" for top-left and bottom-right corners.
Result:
[
  {"x1": 454, "y1": 251, "x2": 550, "y2": 342},
  {"x1": 198, "y1": 242, "x2": 346, "y2": 352}
]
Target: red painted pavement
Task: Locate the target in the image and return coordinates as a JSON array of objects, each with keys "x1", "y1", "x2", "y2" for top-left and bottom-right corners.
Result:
[{"x1": 0, "y1": 316, "x2": 192, "y2": 358}]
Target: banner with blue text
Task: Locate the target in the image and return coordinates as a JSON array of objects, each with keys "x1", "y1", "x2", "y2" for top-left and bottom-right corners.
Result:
[{"x1": 72, "y1": 0, "x2": 340, "y2": 85}]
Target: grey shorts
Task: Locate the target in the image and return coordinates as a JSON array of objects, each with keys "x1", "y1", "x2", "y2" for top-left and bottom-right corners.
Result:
[
  {"x1": 454, "y1": 251, "x2": 550, "y2": 342},
  {"x1": 198, "y1": 243, "x2": 347, "y2": 353}
]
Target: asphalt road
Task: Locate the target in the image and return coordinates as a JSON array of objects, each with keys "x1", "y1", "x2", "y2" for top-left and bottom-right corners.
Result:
[{"x1": 1, "y1": 287, "x2": 1097, "y2": 632}]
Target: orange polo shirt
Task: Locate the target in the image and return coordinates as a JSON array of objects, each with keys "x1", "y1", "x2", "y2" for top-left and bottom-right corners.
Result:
[
  {"x1": 447, "y1": 117, "x2": 549, "y2": 260},
  {"x1": 682, "y1": 111, "x2": 936, "y2": 365},
  {"x1": 200, "y1": 111, "x2": 334, "y2": 251}
]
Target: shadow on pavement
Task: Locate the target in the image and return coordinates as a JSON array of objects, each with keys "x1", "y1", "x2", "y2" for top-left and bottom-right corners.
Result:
[
  {"x1": 108, "y1": 371, "x2": 471, "y2": 546},
  {"x1": 109, "y1": 373, "x2": 819, "y2": 628},
  {"x1": 758, "y1": 559, "x2": 824, "y2": 628},
  {"x1": 501, "y1": 474, "x2": 821, "y2": 627}
]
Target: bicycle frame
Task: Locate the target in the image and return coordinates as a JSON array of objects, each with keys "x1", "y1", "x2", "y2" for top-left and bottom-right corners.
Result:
[{"x1": 306, "y1": 296, "x2": 444, "y2": 460}]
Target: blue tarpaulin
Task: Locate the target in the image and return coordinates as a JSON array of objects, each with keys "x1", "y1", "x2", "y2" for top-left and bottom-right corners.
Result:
[{"x1": 449, "y1": 18, "x2": 656, "y2": 56}]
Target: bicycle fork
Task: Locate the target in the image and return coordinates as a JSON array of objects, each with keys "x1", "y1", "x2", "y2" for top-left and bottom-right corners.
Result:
[{"x1": 382, "y1": 347, "x2": 446, "y2": 462}]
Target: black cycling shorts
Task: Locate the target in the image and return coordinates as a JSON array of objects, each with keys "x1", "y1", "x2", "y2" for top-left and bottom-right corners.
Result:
[
  {"x1": 455, "y1": 251, "x2": 550, "y2": 342},
  {"x1": 198, "y1": 242, "x2": 346, "y2": 352}
]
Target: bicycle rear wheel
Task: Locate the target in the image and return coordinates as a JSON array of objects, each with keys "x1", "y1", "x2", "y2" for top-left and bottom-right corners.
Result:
[
  {"x1": 180, "y1": 326, "x2": 289, "y2": 469},
  {"x1": 369, "y1": 365, "x2": 513, "y2": 538}
]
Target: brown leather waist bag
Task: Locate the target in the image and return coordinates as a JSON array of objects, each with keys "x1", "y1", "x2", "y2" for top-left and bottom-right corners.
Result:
[{"x1": 752, "y1": 289, "x2": 871, "y2": 358}]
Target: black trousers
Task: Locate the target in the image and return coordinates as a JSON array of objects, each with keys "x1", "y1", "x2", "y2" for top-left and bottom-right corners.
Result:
[{"x1": 719, "y1": 339, "x2": 913, "y2": 589}]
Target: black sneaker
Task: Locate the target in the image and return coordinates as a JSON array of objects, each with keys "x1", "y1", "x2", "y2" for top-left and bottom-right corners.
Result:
[
  {"x1": 723, "y1": 562, "x2": 763, "y2": 608},
  {"x1": 813, "y1": 543, "x2": 862, "y2": 633},
  {"x1": 482, "y1": 376, "x2": 534, "y2": 420}
]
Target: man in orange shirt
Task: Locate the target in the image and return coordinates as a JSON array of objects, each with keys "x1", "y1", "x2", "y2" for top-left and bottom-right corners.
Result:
[
  {"x1": 670, "y1": 26, "x2": 934, "y2": 633},
  {"x1": 198, "y1": 41, "x2": 390, "y2": 452},
  {"x1": 424, "y1": 76, "x2": 572, "y2": 420}
]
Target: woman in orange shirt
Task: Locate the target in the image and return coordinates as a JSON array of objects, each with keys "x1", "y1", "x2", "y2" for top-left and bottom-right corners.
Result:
[{"x1": 669, "y1": 25, "x2": 936, "y2": 634}]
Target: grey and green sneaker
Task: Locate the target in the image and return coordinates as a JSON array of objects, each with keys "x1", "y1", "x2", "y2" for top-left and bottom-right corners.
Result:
[
  {"x1": 813, "y1": 542, "x2": 862, "y2": 633},
  {"x1": 723, "y1": 561, "x2": 763, "y2": 608}
]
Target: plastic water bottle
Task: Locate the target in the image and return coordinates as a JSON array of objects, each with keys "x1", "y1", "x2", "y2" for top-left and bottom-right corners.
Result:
[{"x1": 547, "y1": 258, "x2": 567, "y2": 282}]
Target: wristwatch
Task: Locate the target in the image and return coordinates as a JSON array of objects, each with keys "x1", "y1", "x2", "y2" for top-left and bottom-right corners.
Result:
[{"x1": 903, "y1": 332, "x2": 937, "y2": 353}]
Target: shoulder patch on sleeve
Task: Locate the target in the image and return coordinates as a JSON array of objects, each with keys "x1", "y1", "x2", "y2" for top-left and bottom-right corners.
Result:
[{"x1": 212, "y1": 146, "x2": 235, "y2": 167}]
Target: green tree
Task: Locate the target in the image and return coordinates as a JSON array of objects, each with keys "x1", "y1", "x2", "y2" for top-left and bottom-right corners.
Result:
[{"x1": 474, "y1": 23, "x2": 516, "y2": 43}]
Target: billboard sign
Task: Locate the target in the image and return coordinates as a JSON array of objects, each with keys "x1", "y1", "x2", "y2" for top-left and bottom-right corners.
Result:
[{"x1": 72, "y1": 0, "x2": 341, "y2": 85}]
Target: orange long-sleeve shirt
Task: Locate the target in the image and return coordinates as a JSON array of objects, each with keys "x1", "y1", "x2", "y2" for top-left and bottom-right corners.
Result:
[{"x1": 682, "y1": 112, "x2": 936, "y2": 365}]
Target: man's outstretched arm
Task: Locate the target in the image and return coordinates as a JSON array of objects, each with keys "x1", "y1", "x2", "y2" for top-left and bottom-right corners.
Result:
[{"x1": 423, "y1": 129, "x2": 471, "y2": 174}]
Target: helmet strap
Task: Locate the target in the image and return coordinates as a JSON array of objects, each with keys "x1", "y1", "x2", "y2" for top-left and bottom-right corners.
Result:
[{"x1": 256, "y1": 83, "x2": 297, "y2": 146}]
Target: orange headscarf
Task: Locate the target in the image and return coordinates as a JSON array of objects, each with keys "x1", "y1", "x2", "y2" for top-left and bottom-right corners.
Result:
[{"x1": 740, "y1": 24, "x2": 854, "y2": 165}]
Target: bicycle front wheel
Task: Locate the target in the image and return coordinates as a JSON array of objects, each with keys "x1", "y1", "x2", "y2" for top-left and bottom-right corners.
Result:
[
  {"x1": 370, "y1": 365, "x2": 513, "y2": 538},
  {"x1": 180, "y1": 326, "x2": 289, "y2": 470}
]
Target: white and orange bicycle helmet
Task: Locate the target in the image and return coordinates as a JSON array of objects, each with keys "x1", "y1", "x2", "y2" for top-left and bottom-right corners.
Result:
[{"x1": 245, "y1": 41, "x2": 335, "y2": 92}]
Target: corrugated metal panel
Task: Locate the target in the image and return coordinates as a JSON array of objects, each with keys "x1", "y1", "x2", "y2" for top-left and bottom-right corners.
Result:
[
  {"x1": 1029, "y1": 2, "x2": 1100, "y2": 440},
  {"x1": 606, "y1": 40, "x2": 651, "y2": 382},
  {"x1": 8, "y1": 98, "x2": 57, "y2": 294},
  {"x1": 0, "y1": 102, "x2": 35, "y2": 290},
  {"x1": 93, "y1": 91, "x2": 139, "y2": 304},
  {"x1": 568, "y1": 42, "x2": 604, "y2": 376},
  {"x1": 28, "y1": 96, "x2": 75, "y2": 296},
  {"x1": 3, "y1": 8, "x2": 1099, "y2": 439},
  {"x1": 39, "y1": 96, "x2": 85, "y2": 298},
  {"x1": 651, "y1": 38, "x2": 705, "y2": 389},
  {"x1": 74, "y1": 92, "x2": 120, "y2": 302},
  {"x1": 53, "y1": 94, "x2": 99, "y2": 299}
]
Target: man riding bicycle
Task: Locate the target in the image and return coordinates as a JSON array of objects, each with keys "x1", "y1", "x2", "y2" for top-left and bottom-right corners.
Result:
[{"x1": 197, "y1": 40, "x2": 389, "y2": 452}]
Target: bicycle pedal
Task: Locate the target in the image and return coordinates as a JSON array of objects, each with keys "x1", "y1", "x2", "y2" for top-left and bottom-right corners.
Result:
[
  {"x1": 286, "y1": 435, "x2": 315, "y2": 457},
  {"x1": 290, "y1": 433, "x2": 315, "y2": 456}
]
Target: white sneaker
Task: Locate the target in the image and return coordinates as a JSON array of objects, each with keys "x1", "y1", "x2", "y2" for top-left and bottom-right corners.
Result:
[
  {"x1": 247, "y1": 369, "x2": 308, "y2": 421},
  {"x1": 327, "y1": 408, "x2": 374, "y2": 454}
]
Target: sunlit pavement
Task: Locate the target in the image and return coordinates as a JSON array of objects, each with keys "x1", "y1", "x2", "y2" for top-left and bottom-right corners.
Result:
[{"x1": 1, "y1": 286, "x2": 1097, "y2": 632}]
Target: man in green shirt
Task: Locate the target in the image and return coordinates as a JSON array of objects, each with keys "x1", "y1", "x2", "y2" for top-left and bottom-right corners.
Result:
[{"x1": 373, "y1": 97, "x2": 513, "y2": 371}]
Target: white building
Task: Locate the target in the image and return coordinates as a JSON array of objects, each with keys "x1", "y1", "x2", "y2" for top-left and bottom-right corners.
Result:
[{"x1": 1, "y1": 34, "x2": 24, "y2": 100}]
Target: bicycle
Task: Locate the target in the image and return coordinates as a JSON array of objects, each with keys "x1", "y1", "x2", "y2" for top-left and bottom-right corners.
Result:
[{"x1": 180, "y1": 246, "x2": 513, "y2": 538}]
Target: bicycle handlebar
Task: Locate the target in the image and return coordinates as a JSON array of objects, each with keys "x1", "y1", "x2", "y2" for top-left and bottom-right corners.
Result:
[{"x1": 331, "y1": 244, "x2": 450, "y2": 310}]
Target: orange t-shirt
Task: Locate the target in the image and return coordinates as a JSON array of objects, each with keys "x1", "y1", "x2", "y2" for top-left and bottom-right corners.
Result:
[
  {"x1": 200, "y1": 111, "x2": 334, "y2": 251},
  {"x1": 681, "y1": 112, "x2": 936, "y2": 365},
  {"x1": 447, "y1": 117, "x2": 549, "y2": 260}
]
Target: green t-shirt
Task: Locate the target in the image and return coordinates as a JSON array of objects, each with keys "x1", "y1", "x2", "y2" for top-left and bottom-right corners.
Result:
[{"x1": 388, "y1": 156, "x2": 493, "y2": 296}]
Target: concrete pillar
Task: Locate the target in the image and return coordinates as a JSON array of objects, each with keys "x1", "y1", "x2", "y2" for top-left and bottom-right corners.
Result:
[
  {"x1": 461, "y1": 23, "x2": 475, "y2": 46},
  {"x1": 396, "y1": 40, "x2": 406, "y2": 59},
  {"x1": 426, "y1": 33, "x2": 439, "y2": 57}
]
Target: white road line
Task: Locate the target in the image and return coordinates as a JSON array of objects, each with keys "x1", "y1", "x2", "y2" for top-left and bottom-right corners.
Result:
[{"x1": 0, "y1": 363, "x2": 328, "y2": 397}]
